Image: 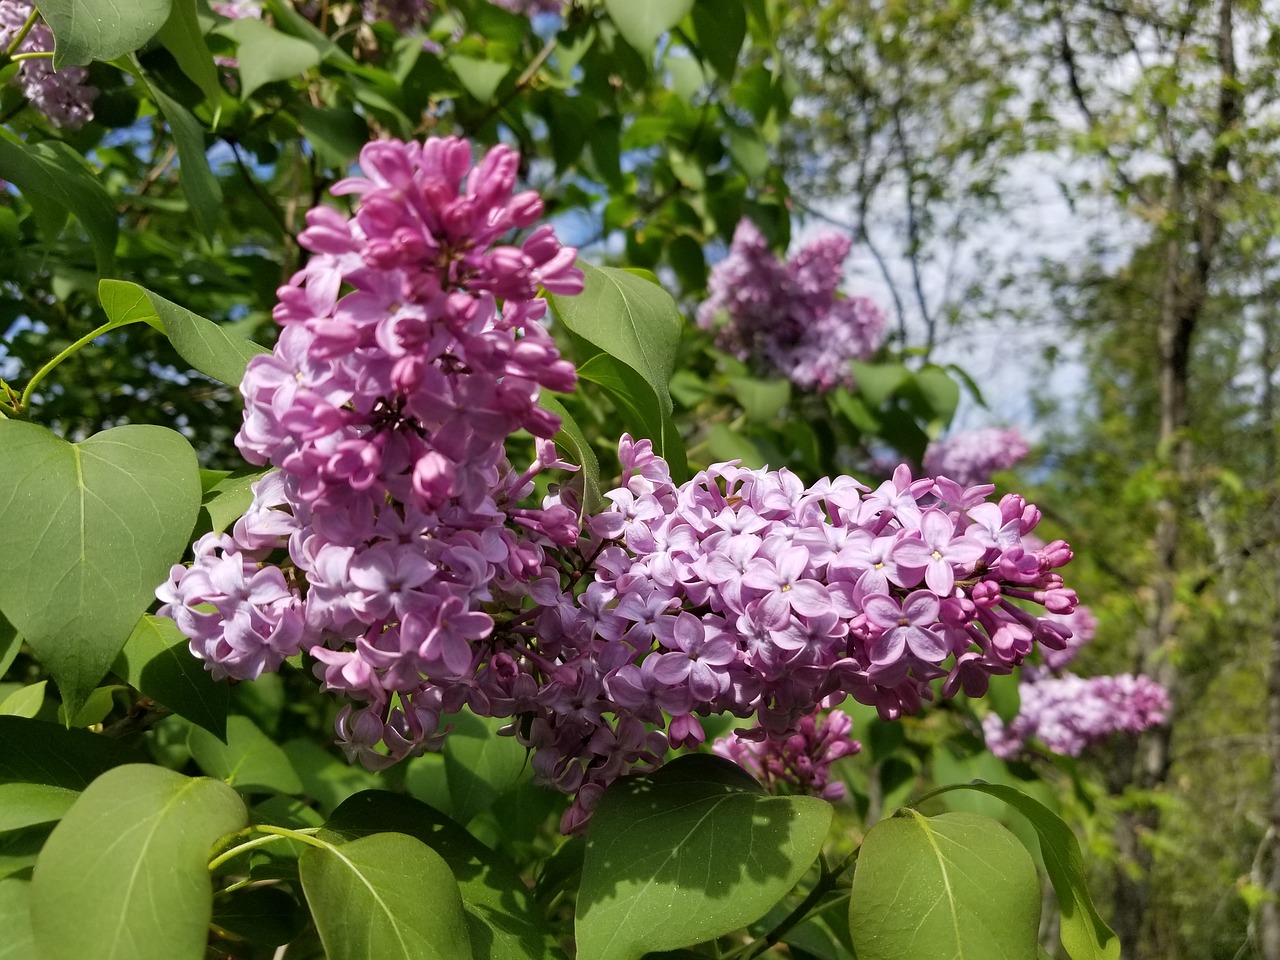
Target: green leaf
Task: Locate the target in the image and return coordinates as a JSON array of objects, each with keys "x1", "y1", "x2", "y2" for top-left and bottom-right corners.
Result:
[
  {"x1": 298, "y1": 105, "x2": 369, "y2": 169},
  {"x1": 921, "y1": 782, "x2": 1120, "y2": 960},
  {"x1": 549, "y1": 261, "x2": 682, "y2": 421},
  {"x1": 449, "y1": 54, "x2": 511, "y2": 102},
  {"x1": 0, "y1": 716, "x2": 144, "y2": 790},
  {"x1": 576, "y1": 754, "x2": 832, "y2": 960},
  {"x1": 145, "y1": 74, "x2": 223, "y2": 239},
  {"x1": 906, "y1": 366, "x2": 960, "y2": 426},
  {"x1": 604, "y1": 0, "x2": 694, "y2": 56},
  {"x1": 299, "y1": 832, "x2": 472, "y2": 960},
  {"x1": 0, "y1": 422, "x2": 200, "y2": 716},
  {"x1": 57, "y1": 684, "x2": 119, "y2": 726},
  {"x1": 220, "y1": 18, "x2": 321, "y2": 100},
  {"x1": 539, "y1": 393, "x2": 603, "y2": 516},
  {"x1": 189, "y1": 714, "x2": 304, "y2": 794},
  {"x1": 0, "y1": 783, "x2": 78, "y2": 833},
  {"x1": 156, "y1": 0, "x2": 223, "y2": 118},
  {"x1": 441, "y1": 713, "x2": 529, "y2": 824},
  {"x1": 281, "y1": 739, "x2": 380, "y2": 816},
  {"x1": 211, "y1": 886, "x2": 308, "y2": 946},
  {"x1": 729, "y1": 376, "x2": 790, "y2": 423},
  {"x1": 850, "y1": 361, "x2": 910, "y2": 408},
  {"x1": 99, "y1": 279, "x2": 268, "y2": 386},
  {"x1": 199, "y1": 467, "x2": 270, "y2": 535},
  {"x1": 575, "y1": 353, "x2": 670, "y2": 452},
  {"x1": 692, "y1": 0, "x2": 746, "y2": 80},
  {"x1": 323, "y1": 791, "x2": 553, "y2": 960},
  {"x1": 849, "y1": 810, "x2": 1040, "y2": 960},
  {"x1": 0, "y1": 613, "x2": 20, "y2": 678},
  {"x1": 0, "y1": 682, "x2": 45, "y2": 719},
  {"x1": 0, "y1": 878, "x2": 35, "y2": 960},
  {"x1": 29, "y1": 764, "x2": 247, "y2": 960},
  {"x1": 113, "y1": 614, "x2": 229, "y2": 738},
  {"x1": 36, "y1": 0, "x2": 172, "y2": 68},
  {"x1": 0, "y1": 138, "x2": 117, "y2": 273}
]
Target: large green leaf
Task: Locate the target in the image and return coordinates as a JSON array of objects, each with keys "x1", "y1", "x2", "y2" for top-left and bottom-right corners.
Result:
[
  {"x1": 0, "y1": 878, "x2": 34, "y2": 960},
  {"x1": 0, "y1": 138, "x2": 117, "y2": 273},
  {"x1": 922, "y1": 783, "x2": 1120, "y2": 960},
  {"x1": 113, "y1": 614, "x2": 229, "y2": 738},
  {"x1": 299, "y1": 832, "x2": 472, "y2": 960},
  {"x1": 220, "y1": 18, "x2": 322, "y2": 100},
  {"x1": 324, "y1": 791, "x2": 553, "y2": 960},
  {"x1": 99, "y1": 279, "x2": 268, "y2": 387},
  {"x1": 36, "y1": 0, "x2": 171, "y2": 67},
  {"x1": 29, "y1": 764, "x2": 247, "y2": 960},
  {"x1": 189, "y1": 714, "x2": 304, "y2": 794},
  {"x1": 0, "y1": 422, "x2": 200, "y2": 716},
  {"x1": 549, "y1": 262, "x2": 682, "y2": 421},
  {"x1": 848, "y1": 810, "x2": 1040, "y2": 960},
  {"x1": 199, "y1": 467, "x2": 271, "y2": 535},
  {"x1": 576, "y1": 754, "x2": 832, "y2": 960},
  {"x1": 0, "y1": 682, "x2": 45, "y2": 719},
  {"x1": 604, "y1": 0, "x2": 694, "y2": 56},
  {"x1": 0, "y1": 716, "x2": 143, "y2": 789}
]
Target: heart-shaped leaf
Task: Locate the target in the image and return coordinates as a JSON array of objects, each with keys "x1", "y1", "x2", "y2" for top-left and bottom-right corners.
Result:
[
  {"x1": 29, "y1": 764, "x2": 247, "y2": 960},
  {"x1": 576, "y1": 754, "x2": 832, "y2": 960},
  {"x1": 0, "y1": 422, "x2": 200, "y2": 715},
  {"x1": 849, "y1": 810, "x2": 1040, "y2": 960},
  {"x1": 299, "y1": 832, "x2": 472, "y2": 960},
  {"x1": 188, "y1": 714, "x2": 303, "y2": 794}
]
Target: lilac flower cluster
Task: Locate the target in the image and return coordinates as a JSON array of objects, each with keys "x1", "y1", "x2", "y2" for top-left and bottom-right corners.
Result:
[
  {"x1": 697, "y1": 219, "x2": 886, "y2": 392},
  {"x1": 922, "y1": 427, "x2": 1030, "y2": 487},
  {"x1": 0, "y1": 1, "x2": 97, "y2": 129},
  {"x1": 713, "y1": 706, "x2": 860, "y2": 800},
  {"x1": 159, "y1": 134, "x2": 1083, "y2": 831},
  {"x1": 983, "y1": 668, "x2": 1170, "y2": 759},
  {"x1": 159, "y1": 133, "x2": 582, "y2": 757}
]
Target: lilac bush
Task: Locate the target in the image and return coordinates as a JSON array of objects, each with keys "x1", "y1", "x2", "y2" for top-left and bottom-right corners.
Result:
[
  {"x1": 0, "y1": 1, "x2": 97, "y2": 129},
  {"x1": 698, "y1": 219, "x2": 886, "y2": 391}
]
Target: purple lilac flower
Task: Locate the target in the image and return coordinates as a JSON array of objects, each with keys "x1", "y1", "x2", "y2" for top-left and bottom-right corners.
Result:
[
  {"x1": 210, "y1": 0, "x2": 263, "y2": 17},
  {"x1": 983, "y1": 669, "x2": 1170, "y2": 759},
  {"x1": 698, "y1": 220, "x2": 886, "y2": 392},
  {"x1": 714, "y1": 706, "x2": 861, "y2": 800},
  {"x1": 923, "y1": 427, "x2": 1030, "y2": 487},
  {"x1": 0, "y1": 1, "x2": 97, "y2": 129},
  {"x1": 160, "y1": 135, "x2": 1083, "y2": 834}
]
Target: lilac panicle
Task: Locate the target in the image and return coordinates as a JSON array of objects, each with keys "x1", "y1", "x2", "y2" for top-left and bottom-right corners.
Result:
[
  {"x1": 923, "y1": 427, "x2": 1030, "y2": 487},
  {"x1": 713, "y1": 706, "x2": 861, "y2": 800},
  {"x1": 698, "y1": 219, "x2": 886, "y2": 391},
  {"x1": 983, "y1": 668, "x2": 1170, "y2": 759},
  {"x1": 0, "y1": 1, "x2": 97, "y2": 129}
]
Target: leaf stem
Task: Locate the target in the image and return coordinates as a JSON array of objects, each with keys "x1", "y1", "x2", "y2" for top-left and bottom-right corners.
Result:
[
  {"x1": 9, "y1": 50, "x2": 52, "y2": 62},
  {"x1": 3, "y1": 6, "x2": 38, "y2": 59},
  {"x1": 207, "y1": 825, "x2": 324, "y2": 872},
  {"x1": 19, "y1": 318, "x2": 130, "y2": 412}
]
